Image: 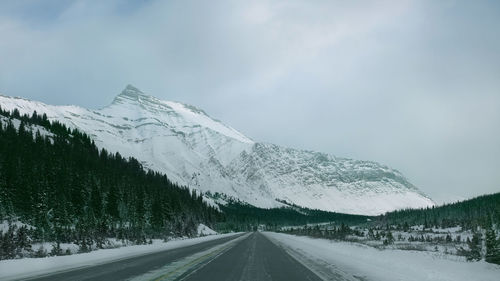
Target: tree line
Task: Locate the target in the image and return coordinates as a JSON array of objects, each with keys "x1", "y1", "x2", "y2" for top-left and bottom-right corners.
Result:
[
  {"x1": 215, "y1": 198, "x2": 370, "y2": 232},
  {"x1": 378, "y1": 193, "x2": 500, "y2": 230}
]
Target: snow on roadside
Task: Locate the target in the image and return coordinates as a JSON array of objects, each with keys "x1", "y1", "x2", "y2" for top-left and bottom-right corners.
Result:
[
  {"x1": 0, "y1": 232, "x2": 241, "y2": 281},
  {"x1": 264, "y1": 232, "x2": 500, "y2": 281},
  {"x1": 197, "y1": 223, "x2": 217, "y2": 236}
]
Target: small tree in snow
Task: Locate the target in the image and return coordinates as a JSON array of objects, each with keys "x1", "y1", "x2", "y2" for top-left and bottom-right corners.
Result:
[{"x1": 485, "y1": 229, "x2": 500, "y2": 265}]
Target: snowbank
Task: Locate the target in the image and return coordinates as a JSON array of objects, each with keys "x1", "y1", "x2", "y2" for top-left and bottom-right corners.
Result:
[
  {"x1": 264, "y1": 232, "x2": 500, "y2": 281},
  {"x1": 197, "y1": 223, "x2": 217, "y2": 236},
  {"x1": 0, "y1": 232, "x2": 241, "y2": 281}
]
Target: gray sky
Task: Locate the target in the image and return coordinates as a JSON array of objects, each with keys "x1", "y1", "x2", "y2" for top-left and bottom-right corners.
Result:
[{"x1": 1, "y1": 0, "x2": 499, "y2": 203}]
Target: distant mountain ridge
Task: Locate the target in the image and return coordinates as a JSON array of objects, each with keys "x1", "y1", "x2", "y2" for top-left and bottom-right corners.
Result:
[{"x1": 0, "y1": 85, "x2": 434, "y2": 215}]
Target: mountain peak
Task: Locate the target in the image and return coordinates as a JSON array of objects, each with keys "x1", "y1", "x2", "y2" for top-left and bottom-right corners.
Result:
[
  {"x1": 117, "y1": 84, "x2": 147, "y2": 98},
  {"x1": 111, "y1": 84, "x2": 154, "y2": 105},
  {"x1": 103, "y1": 85, "x2": 254, "y2": 144},
  {"x1": 123, "y1": 84, "x2": 143, "y2": 94}
]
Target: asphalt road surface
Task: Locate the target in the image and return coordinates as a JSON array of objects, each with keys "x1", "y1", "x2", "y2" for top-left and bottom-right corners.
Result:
[
  {"x1": 180, "y1": 231, "x2": 322, "y2": 281},
  {"x1": 23, "y1": 232, "x2": 323, "y2": 281},
  {"x1": 23, "y1": 234, "x2": 244, "y2": 281}
]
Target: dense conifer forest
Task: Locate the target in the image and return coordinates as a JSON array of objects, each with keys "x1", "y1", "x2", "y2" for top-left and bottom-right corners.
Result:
[
  {"x1": 215, "y1": 200, "x2": 370, "y2": 232},
  {"x1": 0, "y1": 107, "x2": 221, "y2": 259},
  {"x1": 378, "y1": 193, "x2": 500, "y2": 230}
]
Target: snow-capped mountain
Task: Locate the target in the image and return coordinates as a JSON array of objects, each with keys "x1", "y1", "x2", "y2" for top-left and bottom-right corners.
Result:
[{"x1": 0, "y1": 85, "x2": 434, "y2": 215}]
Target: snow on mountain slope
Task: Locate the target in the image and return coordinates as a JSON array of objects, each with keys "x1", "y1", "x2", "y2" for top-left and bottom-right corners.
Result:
[
  {"x1": 0, "y1": 85, "x2": 434, "y2": 215},
  {"x1": 227, "y1": 143, "x2": 433, "y2": 215}
]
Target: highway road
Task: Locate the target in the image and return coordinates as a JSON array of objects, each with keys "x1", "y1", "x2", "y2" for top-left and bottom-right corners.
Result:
[
  {"x1": 180, "y1": 231, "x2": 321, "y2": 281},
  {"x1": 23, "y1": 232, "x2": 323, "y2": 281}
]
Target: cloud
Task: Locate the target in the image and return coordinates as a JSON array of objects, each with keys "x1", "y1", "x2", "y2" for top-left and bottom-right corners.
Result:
[{"x1": 0, "y1": 0, "x2": 499, "y2": 203}]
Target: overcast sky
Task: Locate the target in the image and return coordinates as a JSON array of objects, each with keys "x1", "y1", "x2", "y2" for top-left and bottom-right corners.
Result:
[{"x1": 1, "y1": 0, "x2": 499, "y2": 203}]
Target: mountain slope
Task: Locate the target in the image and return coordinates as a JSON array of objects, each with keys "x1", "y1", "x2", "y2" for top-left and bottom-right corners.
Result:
[{"x1": 0, "y1": 85, "x2": 434, "y2": 215}]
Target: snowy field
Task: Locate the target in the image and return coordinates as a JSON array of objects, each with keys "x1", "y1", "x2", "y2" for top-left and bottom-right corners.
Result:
[
  {"x1": 264, "y1": 232, "x2": 500, "y2": 281},
  {"x1": 0, "y1": 232, "x2": 241, "y2": 281}
]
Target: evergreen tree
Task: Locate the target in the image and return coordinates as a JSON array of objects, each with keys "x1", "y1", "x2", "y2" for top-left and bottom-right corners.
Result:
[
  {"x1": 445, "y1": 233, "x2": 452, "y2": 243},
  {"x1": 384, "y1": 231, "x2": 394, "y2": 245},
  {"x1": 485, "y1": 229, "x2": 500, "y2": 264},
  {"x1": 466, "y1": 233, "x2": 482, "y2": 261}
]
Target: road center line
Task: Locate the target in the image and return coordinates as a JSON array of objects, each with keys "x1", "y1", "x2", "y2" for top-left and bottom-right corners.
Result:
[{"x1": 127, "y1": 233, "x2": 251, "y2": 281}]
